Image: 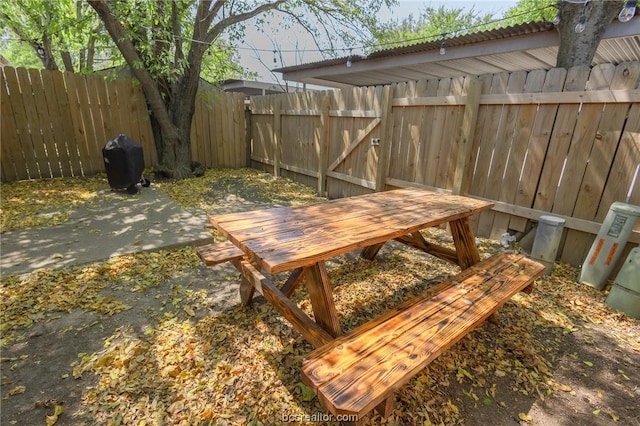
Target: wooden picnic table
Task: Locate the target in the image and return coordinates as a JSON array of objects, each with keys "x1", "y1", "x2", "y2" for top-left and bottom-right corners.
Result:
[{"x1": 208, "y1": 187, "x2": 494, "y2": 348}]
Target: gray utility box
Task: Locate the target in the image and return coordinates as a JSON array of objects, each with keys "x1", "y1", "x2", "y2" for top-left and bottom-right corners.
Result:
[
  {"x1": 579, "y1": 202, "x2": 640, "y2": 289},
  {"x1": 531, "y1": 215, "x2": 566, "y2": 275},
  {"x1": 605, "y1": 248, "x2": 640, "y2": 319}
]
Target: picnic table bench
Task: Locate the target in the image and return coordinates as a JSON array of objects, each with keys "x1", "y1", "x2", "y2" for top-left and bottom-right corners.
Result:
[
  {"x1": 301, "y1": 252, "x2": 544, "y2": 423},
  {"x1": 196, "y1": 188, "x2": 545, "y2": 423}
]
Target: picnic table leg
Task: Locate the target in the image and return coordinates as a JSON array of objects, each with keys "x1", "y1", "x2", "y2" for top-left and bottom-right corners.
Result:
[
  {"x1": 449, "y1": 217, "x2": 481, "y2": 269},
  {"x1": 239, "y1": 276, "x2": 255, "y2": 306},
  {"x1": 280, "y1": 267, "x2": 304, "y2": 298},
  {"x1": 303, "y1": 261, "x2": 342, "y2": 338},
  {"x1": 361, "y1": 243, "x2": 384, "y2": 260}
]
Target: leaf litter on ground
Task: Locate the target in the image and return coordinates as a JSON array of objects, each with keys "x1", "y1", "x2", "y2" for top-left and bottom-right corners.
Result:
[{"x1": 1, "y1": 169, "x2": 638, "y2": 425}]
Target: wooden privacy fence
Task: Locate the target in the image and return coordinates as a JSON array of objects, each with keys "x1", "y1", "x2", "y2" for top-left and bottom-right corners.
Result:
[
  {"x1": 2, "y1": 63, "x2": 639, "y2": 270},
  {"x1": 1, "y1": 67, "x2": 247, "y2": 182},
  {"x1": 249, "y1": 62, "x2": 640, "y2": 269}
]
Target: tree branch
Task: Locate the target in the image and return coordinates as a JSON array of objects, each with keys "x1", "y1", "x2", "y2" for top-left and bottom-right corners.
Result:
[
  {"x1": 87, "y1": 0, "x2": 175, "y2": 137},
  {"x1": 204, "y1": 0, "x2": 287, "y2": 44}
]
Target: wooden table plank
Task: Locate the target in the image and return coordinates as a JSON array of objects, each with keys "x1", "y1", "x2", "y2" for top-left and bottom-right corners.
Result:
[
  {"x1": 250, "y1": 206, "x2": 487, "y2": 273},
  {"x1": 212, "y1": 188, "x2": 488, "y2": 235},
  {"x1": 211, "y1": 188, "x2": 438, "y2": 236},
  {"x1": 211, "y1": 189, "x2": 492, "y2": 274}
]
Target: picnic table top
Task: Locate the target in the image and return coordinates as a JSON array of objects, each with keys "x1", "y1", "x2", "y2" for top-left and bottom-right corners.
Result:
[{"x1": 210, "y1": 188, "x2": 493, "y2": 274}]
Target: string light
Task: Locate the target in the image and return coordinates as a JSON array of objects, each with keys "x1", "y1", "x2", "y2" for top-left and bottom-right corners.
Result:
[
  {"x1": 574, "y1": 1, "x2": 588, "y2": 33},
  {"x1": 552, "y1": 1, "x2": 563, "y2": 25},
  {"x1": 346, "y1": 49, "x2": 353, "y2": 67},
  {"x1": 273, "y1": 50, "x2": 277, "y2": 64},
  {"x1": 574, "y1": 13, "x2": 586, "y2": 32},
  {"x1": 619, "y1": 0, "x2": 637, "y2": 22},
  {"x1": 439, "y1": 39, "x2": 447, "y2": 55}
]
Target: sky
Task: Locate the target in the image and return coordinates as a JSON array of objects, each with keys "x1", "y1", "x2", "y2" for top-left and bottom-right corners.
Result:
[{"x1": 237, "y1": 1, "x2": 522, "y2": 86}]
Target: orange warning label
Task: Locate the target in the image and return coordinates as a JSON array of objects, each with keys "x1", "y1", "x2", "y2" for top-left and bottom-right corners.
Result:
[
  {"x1": 589, "y1": 239, "x2": 605, "y2": 265},
  {"x1": 605, "y1": 243, "x2": 619, "y2": 266}
]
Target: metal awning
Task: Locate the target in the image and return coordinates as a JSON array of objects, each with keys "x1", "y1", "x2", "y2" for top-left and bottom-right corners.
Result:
[{"x1": 275, "y1": 20, "x2": 640, "y2": 88}]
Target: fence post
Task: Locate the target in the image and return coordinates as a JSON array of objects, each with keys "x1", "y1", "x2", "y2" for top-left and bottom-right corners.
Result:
[
  {"x1": 273, "y1": 96, "x2": 281, "y2": 177},
  {"x1": 452, "y1": 77, "x2": 482, "y2": 195},
  {"x1": 245, "y1": 101, "x2": 252, "y2": 167},
  {"x1": 375, "y1": 85, "x2": 394, "y2": 192},
  {"x1": 318, "y1": 93, "x2": 330, "y2": 196}
]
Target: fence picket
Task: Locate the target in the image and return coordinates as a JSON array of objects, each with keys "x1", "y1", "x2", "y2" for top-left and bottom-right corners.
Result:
[
  {"x1": 483, "y1": 71, "x2": 528, "y2": 239},
  {"x1": 475, "y1": 72, "x2": 509, "y2": 238},
  {"x1": 502, "y1": 69, "x2": 547, "y2": 232},
  {"x1": 533, "y1": 66, "x2": 590, "y2": 213},
  {"x1": 513, "y1": 68, "x2": 567, "y2": 211},
  {"x1": 437, "y1": 76, "x2": 465, "y2": 191},
  {"x1": 24, "y1": 68, "x2": 53, "y2": 178},
  {"x1": 53, "y1": 70, "x2": 83, "y2": 176},
  {"x1": 0, "y1": 69, "x2": 21, "y2": 182},
  {"x1": 5, "y1": 68, "x2": 38, "y2": 179},
  {"x1": 573, "y1": 63, "x2": 640, "y2": 221},
  {"x1": 414, "y1": 79, "x2": 441, "y2": 187},
  {"x1": 65, "y1": 72, "x2": 93, "y2": 174}
]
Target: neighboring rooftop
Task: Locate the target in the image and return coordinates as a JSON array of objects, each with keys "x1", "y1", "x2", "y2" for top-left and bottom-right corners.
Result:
[
  {"x1": 221, "y1": 79, "x2": 286, "y2": 96},
  {"x1": 275, "y1": 20, "x2": 640, "y2": 88}
]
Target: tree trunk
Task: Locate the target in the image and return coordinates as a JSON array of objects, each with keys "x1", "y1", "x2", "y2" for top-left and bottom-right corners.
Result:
[
  {"x1": 88, "y1": 0, "x2": 194, "y2": 179},
  {"x1": 84, "y1": 36, "x2": 96, "y2": 71},
  {"x1": 30, "y1": 34, "x2": 58, "y2": 71},
  {"x1": 556, "y1": 1, "x2": 620, "y2": 68},
  {"x1": 60, "y1": 50, "x2": 74, "y2": 72}
]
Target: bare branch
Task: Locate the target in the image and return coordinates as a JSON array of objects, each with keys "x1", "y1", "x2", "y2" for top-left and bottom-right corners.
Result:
[{"x1": 204, "y1": 0, "x2": 288, "y2": 44}]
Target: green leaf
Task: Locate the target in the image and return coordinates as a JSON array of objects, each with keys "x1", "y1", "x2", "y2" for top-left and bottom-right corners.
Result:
[{"x1": 297, "y1": 382, "x2": 316, "y2": 402}]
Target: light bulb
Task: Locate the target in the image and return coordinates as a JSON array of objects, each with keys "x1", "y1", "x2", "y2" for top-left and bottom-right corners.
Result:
[
  {"x1": 439, "y1": 41, "x2": 446, "y2": 55},
  {"x1": 575, "y1": 14, "x2": 586, "y2": 33},
  {"x1": 619, "y1": 1, "x2": 637, "y2": 22},
  {"x1": 346, "y1": 57, "x2": 352, "y2": 67}
]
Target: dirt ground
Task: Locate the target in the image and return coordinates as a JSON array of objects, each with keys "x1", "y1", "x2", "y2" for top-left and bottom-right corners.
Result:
[{"x1": 2, "y1": 169, "x2": 639, "y2": 426}]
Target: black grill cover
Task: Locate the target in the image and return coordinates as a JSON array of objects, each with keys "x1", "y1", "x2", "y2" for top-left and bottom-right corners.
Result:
[{"x1": 102, "y1": 134, "x2": 145, "y2": 190}]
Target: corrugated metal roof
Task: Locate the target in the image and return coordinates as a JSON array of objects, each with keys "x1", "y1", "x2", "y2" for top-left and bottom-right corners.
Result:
[
  {"x1": 275, "y1": 20, "x2": 640, "y2": 88},
  {"x1": 366, "y1": 22, "x2": 555, "y2": 59}
]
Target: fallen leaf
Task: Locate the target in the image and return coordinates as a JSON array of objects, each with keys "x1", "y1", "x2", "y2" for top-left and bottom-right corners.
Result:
[
  {"x1": 45, "y1": 404, "x2": 63, "y2": 426},
  {"x1": 7, "y1": 386, "x2": 26, "y2": 396},
  {"x1": 297, "y1": 382, "x2": 316, "y2": 402},
  {"x1": 519, "y1": 412, "x2": 533, "y2": 422},
  {"x1": 618, "y1": 370, "x2": 630, "y2": 380}
]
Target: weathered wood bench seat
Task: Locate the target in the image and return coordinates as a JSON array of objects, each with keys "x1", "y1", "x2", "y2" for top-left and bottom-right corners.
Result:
[
  {"x1": 301, "y1": 253, "x2": 545, "y2": 424},
  {"x1": 196, "y1": 240, "x2": 245, "y2": 266}
]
